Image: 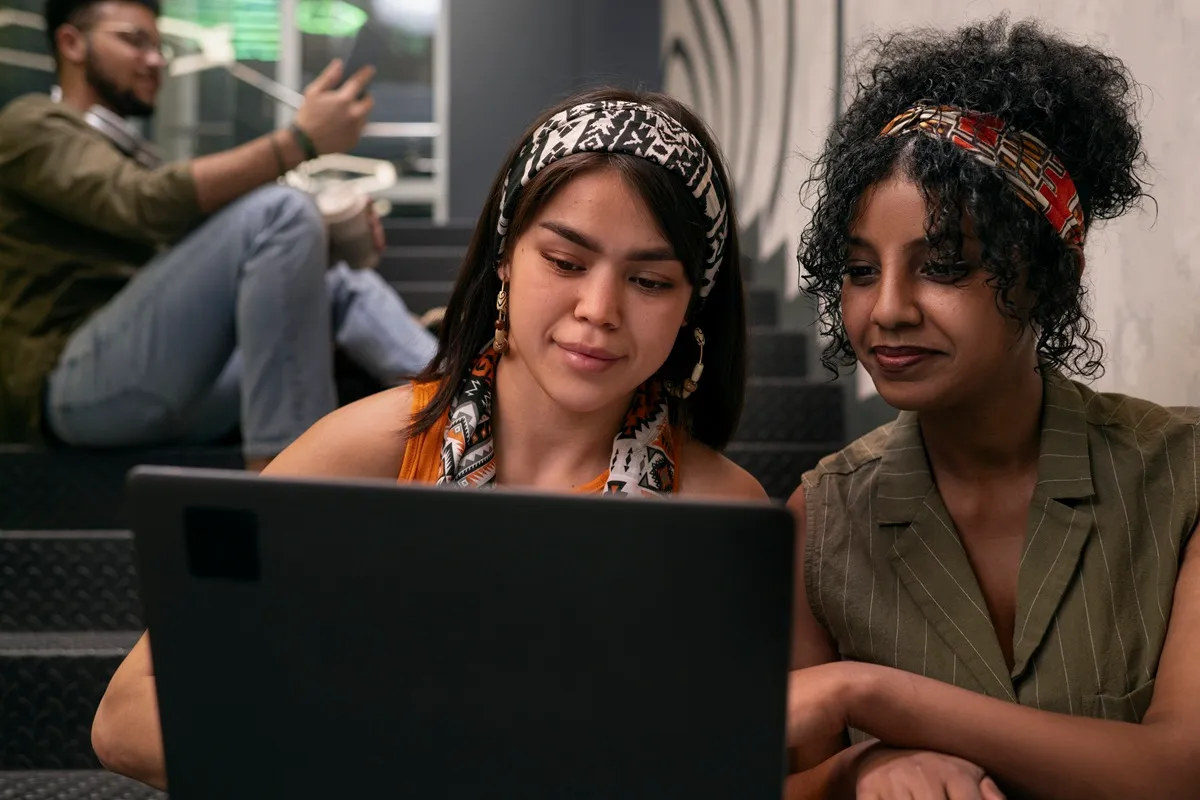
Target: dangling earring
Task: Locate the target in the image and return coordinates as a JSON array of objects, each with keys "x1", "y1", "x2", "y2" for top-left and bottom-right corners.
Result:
[
  {"x1": 669, "y1": 327, "x2": 705, "y2": 399},
  {"x1": 493, "y1": 280, "x2": 510, "y2": 353}
]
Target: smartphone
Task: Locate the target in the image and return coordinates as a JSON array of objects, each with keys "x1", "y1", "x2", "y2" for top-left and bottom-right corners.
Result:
[{"x1": 341, "y1": 19, "x2": 390, "y2": 96}]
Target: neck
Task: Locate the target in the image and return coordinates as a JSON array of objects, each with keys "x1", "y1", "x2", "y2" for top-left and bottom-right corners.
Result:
[
  {"x1": 918, "y1": 360, "x2": 1044, "y2": 481},
  {"x1": 57, "y1": 73, "x2": 112, "y2": 117},
  {"x1": 492, "y1": 352, "x2": 630, "y2": 490}
]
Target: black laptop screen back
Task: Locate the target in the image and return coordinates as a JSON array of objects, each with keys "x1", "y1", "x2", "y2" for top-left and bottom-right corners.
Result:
[{"x1": 130, "y1": 469, "x2": 795, "y2": 799}]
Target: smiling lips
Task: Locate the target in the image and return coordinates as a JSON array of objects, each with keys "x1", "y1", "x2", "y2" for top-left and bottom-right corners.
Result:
[
  {"x1": 557, "y1": 341, "x2": 623, "y2": 373},
  {"x1": 871, "y1": 345, "x2": 940, "y2": 372}
]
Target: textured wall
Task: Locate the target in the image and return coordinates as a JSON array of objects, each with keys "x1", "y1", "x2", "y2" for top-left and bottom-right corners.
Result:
[{"x1": 663, "y1": 0, "x2": 1200, "y2": 414}]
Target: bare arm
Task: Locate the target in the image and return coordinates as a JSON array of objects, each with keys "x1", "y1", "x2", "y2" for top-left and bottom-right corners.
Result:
[
  {"x1": 795, "y1": 526, "x2": 1200, "y2": 800},
  {"x1": 91, "y1": 633, "x2": 165, "y2": 790},
  {"x1": 92, "y1": 387, "x2": 411, "y2": 787},
  {"x1": 0, "y1": 62, "x2": 372, "y2": 243},
  {"x1": 780, "y1": 484, "x2": 859, "y2": 799}
]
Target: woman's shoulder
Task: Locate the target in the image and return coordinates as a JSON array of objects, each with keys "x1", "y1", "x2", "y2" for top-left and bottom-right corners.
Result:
[
  {"x1": 677, "y1": 435, "x2": 769, "y2": 501},
  {"x1": 263, "y1": 384, "x2": 416, "y2": 480}
]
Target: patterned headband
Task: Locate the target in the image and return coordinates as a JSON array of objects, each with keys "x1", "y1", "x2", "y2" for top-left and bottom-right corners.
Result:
[
  {"x1": 495, "y1": 100, "x2": 730, "y2": 298},
  {"x1": 880, "y1": 103, "x2": 1086, "y2": 247}
]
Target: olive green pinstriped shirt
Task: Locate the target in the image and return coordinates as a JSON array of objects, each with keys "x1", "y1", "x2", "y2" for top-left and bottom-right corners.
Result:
[{"x1": 802, "y1": 372, "x2": 1198, "y2": 730}]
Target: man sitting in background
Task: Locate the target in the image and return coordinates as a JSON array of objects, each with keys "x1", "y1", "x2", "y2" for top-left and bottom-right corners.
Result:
[{"x1": 0, "y1": 0, "x2": 438, "y2": 469}]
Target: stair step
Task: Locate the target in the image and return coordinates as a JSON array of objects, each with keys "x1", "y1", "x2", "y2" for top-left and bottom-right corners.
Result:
[
  {"x1": 0, "y1": 632, "x2": 140, "y2": 770},
  {"x1": 0, "y1": 770, "x2": 163, "y2": 799},
  {"x1": 0, "y1": 447, "x2": 242, "y2": 531},
  {"x1": 746, "y1": 328, "x2": 808, "y2": 379},
  {"x1": 378, "y1": 245, "x2": 465, "y2": 284},
  {"x1": 746, "y1": 288, "x2": 777, "y2": 327},
  {"x1": 382, "y1": 219, "x2": 475, "y2": 248},
  {"x1": 725, "y1": 442, "x2": 834, "y2": 500},
  {"x1": 737, "y1": 379, "x2": 842, "y2": 444},
  {"x1": 388, "y1": 280, "x2": 453, "y2": 315},
  {"x1": 0, "y1": 532, "x2": 140, "y2": 633}
]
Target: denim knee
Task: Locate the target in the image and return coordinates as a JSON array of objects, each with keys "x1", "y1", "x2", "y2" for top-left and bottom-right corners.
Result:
[{"x1": 244, "y1": 185, "x2": 328, "y2": 250}]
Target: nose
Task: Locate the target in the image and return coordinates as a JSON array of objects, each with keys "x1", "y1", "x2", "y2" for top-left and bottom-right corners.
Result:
[
  {"x1": 574, "y1": 269, "x2": 622, "y2": 329},
  {"x1": 869, "y1": 265, "x2": 922, "y2": 330},
  {"x1": 145, "y1": 49, "x2": 167, "y2": 69}
]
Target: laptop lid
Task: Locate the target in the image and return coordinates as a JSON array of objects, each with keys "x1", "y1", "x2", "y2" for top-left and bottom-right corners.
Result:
[{"x1": 128, "y1": 466, "x2": 795, "y2": 799}]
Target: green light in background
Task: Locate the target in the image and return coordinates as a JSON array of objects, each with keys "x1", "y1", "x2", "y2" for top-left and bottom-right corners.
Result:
[
  {"x1": 164, "y1": 0, "x2": 281, "y2": 61},
  {"x1": 296, "y1": 1, "x2": 369, "y2": 37}
]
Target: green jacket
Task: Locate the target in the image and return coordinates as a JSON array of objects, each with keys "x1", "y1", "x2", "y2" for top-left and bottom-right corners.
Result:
[{"x1": 0, "y1": 93, "x2": 204, "y2": 442}]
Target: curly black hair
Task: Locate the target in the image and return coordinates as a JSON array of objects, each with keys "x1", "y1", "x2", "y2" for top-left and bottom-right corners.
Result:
[{"x1": 799, "y1": 15, "x2": 1148, "y2": 378}]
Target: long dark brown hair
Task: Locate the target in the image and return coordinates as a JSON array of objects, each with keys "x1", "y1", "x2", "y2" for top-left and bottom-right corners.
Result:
[{"x1": 407, "y1": 87, "x2": 746, "y2": 449}]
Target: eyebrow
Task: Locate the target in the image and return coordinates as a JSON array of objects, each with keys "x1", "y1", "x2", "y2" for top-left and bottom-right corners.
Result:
[{"x1": 538, "y1": 221, "x2": 678, "y2": 262}]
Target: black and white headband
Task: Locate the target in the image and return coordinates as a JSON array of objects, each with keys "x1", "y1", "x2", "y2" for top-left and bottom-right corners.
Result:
[{"x1": 495, "y1": 100, "x2": 730, "y2": 299}]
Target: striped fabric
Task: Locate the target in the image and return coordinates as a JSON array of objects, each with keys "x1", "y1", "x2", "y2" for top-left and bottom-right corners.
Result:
[{"x1": 802, "y1": 372, "x2": 1199, "y2": 731}]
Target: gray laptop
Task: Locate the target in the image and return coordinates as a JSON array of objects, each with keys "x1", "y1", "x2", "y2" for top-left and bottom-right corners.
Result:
[{"x1": 127, "y1": 466, "x2": 795, "y2": 799}]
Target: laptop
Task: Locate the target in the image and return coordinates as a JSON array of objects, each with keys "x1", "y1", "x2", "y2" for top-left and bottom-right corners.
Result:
[{"x1": 127, "y1": 466, "x2": 795, "y2": 799}]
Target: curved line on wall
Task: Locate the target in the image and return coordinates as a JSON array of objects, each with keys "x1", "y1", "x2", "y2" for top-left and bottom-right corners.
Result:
[
  {"x1": 684, "y1": 0, "x2": 724, "y2": 145},
  {"x1": 708, "y1": 0, "x2": 743, "y2": 170},
  {"x1": 663, "y1": 38, "x2": 703, "y2": 113},
  {"x1": 764, "y1": 0, "x2": 796, "y2": 237}
]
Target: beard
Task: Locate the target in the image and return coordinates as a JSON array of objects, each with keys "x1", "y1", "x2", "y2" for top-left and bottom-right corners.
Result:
[{"x1": 85, "y1": 48, "x2": 156, "y2": 118}]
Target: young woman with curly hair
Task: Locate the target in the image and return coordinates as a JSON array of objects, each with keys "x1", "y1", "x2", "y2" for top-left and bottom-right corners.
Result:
[{"x1": 784, "y1": 17, "x2": 1200, "y2": 800}]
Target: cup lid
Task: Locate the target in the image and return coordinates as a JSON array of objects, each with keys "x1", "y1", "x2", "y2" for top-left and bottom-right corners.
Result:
[{"x1": 316, "y1": 185, "x2": 368, "y2": 223}]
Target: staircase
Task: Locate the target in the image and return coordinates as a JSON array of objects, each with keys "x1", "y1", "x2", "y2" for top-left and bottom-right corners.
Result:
[{"x1": 0, "y1": 219, "x2": 846, "y2": 796}]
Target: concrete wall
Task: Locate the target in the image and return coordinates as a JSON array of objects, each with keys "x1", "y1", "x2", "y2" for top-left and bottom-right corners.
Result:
[{"x1": 447, "y1": 0, "x2": 662, "y2": 221}]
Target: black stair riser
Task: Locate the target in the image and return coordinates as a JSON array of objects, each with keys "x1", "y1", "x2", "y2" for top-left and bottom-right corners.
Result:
[
  {"x1": 0, "y1": 645, "x2": 133, "y2": 770},
  {"x1": 0, "y1": 770, "x2": 164, "y2": 799},
  {"x1": 0, "y1": 534, "x2": 140, "y2": 633},
  {"x1": 382, "y1": 221, "x2": 475, "y2": 249},
  {"x1": 726, "y1": 443, "x2": 833, "y2": 500},
  {"x1": 737, "y1": 381, "x2": 843, "y2": 444},
  {"x1": 0, "y1": 449, "x2": 242, "y2": 531}
]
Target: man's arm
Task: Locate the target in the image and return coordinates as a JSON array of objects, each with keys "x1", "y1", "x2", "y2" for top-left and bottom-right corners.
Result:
[
  {"x1": 792, "y1": 527, "x2": 1200, "y2": 800},
  {"x1": 189, "y1": 61, "x2": 374, "y2": 214},
  {"x1": 0, "y1": 61, "x2": 372, "y2": 245}
]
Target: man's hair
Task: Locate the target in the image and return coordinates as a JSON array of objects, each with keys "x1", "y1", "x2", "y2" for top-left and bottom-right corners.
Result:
[{"x1": 44, "y1": 0, "x2": 161, "y2": 56}]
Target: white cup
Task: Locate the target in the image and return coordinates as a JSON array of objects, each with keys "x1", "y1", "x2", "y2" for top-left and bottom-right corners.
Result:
[{"x1": 317, "y1": 186, "x2": 380, "y2": 271}]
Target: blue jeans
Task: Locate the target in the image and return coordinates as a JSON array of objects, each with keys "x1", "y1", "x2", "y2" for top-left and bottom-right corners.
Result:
[{"x1": 45, "y1": 185, "x2": 437, "y2": 458}]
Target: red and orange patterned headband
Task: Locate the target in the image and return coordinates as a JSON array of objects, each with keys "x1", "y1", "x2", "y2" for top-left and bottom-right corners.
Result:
[{"x1": 880, "y1": 103, "x2": 1086, "y2": 247}]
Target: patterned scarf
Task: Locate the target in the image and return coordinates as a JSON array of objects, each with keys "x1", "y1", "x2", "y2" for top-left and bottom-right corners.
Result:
[
  {"x1": 496, "y1": 100, "x2": 730, "y2": 298},
  {"x1": 436, "y1": 347, "x2": 678, "y2": 497},
  {"x1": 881, "y1": 103, "x2": 1086, "y2": 247}
]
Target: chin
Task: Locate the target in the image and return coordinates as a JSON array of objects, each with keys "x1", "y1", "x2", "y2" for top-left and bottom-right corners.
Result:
[{"x1": 542, "y1": 377, "x2": 634, "y2": 416}]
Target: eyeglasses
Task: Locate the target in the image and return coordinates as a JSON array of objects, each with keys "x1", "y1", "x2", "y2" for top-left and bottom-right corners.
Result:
[{"x1": 87, "y1": 23, "x2": 174, "y2": 62}]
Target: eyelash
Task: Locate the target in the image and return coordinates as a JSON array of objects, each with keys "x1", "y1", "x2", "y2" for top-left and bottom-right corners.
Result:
[
  {"x1": 841, "y1": 261, "x2": 972, "y2": 284},
  {"x1": 544, "y1": 257, "x2": 674, "y2": 291}
]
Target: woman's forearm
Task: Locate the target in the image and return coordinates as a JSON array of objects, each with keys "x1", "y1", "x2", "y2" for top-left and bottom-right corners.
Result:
[
  {"x1": 845, "y1": 665, "x2": 1197, "y2": 800},
  {"x1": 91, "y1": 633, "x2": 167, "y2": 790}
]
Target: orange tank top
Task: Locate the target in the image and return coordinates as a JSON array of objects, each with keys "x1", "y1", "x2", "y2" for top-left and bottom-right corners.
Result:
[{"x1": 397, "y1": 380, "x2": 612, "y2": 493}]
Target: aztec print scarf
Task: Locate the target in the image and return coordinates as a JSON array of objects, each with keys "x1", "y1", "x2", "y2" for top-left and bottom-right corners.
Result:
[
  {"x1": 881, "y1": 103, "x2": 1086, "y2": 247},
  {"x1": 435, "y1": 346, "x2": 678, "y2": 496}
]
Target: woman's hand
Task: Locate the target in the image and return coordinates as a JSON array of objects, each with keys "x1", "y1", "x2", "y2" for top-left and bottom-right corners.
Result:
[{"x1": 853, "y1": 746, "x2": 1006, "y2": 800}]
